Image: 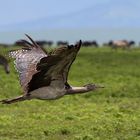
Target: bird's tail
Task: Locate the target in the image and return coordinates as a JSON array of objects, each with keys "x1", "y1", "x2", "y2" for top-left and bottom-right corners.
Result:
[{"x1": 0, "y1": 95, "x2": 27, "y2": 104}]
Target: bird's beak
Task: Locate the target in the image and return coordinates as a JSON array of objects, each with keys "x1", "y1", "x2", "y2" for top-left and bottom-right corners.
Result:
[{"x1": 95, "y1": 84, "x2": 105, "y2": 88}]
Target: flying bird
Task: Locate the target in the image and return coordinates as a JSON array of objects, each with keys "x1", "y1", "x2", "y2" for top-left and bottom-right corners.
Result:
[{"x1": 1, "y1": 35, "x2": 103, "y2": 104}]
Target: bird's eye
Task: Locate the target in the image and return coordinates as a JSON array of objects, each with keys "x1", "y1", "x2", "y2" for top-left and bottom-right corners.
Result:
[{"x1": 65, "y1": 85, "x2": 71, "y2": 89}]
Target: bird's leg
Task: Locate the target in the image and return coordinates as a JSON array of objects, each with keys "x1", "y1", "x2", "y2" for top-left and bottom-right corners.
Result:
[
  {"x1": 66, "y1": 83, "x2": 104, "y2": 95},
  {"x1": 0, "y1": 95, "x2": 30, "y2": 104}
]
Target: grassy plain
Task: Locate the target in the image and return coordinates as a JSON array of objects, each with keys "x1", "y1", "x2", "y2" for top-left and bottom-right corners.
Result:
[{"x1": 0, "y1": 47, "x2": 140, "y2": 140}]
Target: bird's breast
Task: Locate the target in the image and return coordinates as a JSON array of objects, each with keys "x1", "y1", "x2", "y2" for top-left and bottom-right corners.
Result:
[{"x1": 29, "y1": 86, "x2": 66, "y2": 100}]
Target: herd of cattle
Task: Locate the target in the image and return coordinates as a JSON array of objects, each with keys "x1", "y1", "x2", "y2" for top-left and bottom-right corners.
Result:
[
  {"x1": 0, "y1": 39, "x2": 137, "y2": 49},
  {"x1": 34, "y1": 39, "x2": 136, "y2": 49},
  {"x1": 0, "y1": 39, "x2": 139, "y2": 75}
]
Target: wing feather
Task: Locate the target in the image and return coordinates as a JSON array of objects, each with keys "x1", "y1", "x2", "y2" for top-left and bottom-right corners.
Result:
[
  {"x1": 27, "y1": 40, "x2": 82, "y2": 92},
  {"x1": 9, "y1": 35, "x2": 47, "y2": 92},
  {"x1": 10, "y1": 34, "x2": 82, "y2": 94}
]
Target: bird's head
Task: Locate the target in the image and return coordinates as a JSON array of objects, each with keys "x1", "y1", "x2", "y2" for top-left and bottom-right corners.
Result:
[{"x1": 84, "y1": 83, "x2": 104, "y2": 90}]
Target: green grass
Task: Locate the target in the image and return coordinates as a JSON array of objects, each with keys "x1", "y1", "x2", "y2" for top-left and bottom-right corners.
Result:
[{"x1": 0, "y1": 47, "x2": 140, "y2": 140}]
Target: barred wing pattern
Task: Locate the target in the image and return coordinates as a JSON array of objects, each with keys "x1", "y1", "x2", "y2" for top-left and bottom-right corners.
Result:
[
  {"x1": 9, "y1": 35, "x2": 47, "y2": 92},
  {"x1": 9, "y1": 34, "x2": 82, "y2": 94}
]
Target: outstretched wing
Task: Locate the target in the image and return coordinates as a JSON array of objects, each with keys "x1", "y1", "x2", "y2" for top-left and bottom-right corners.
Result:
[
  {"x1": 28, "y1": 40, "x2": 82, "y2": 92},
  {"x1": 9, "y1": 34, "x2": 47, "y2": 93}
]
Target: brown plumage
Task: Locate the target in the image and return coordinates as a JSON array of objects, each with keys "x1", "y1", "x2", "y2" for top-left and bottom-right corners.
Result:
[{"x1": 1, "y1": 34, "x2": 103, "y2": 104}]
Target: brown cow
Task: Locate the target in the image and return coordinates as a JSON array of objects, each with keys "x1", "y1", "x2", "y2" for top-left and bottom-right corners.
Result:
[{"x1": 108, "y1": 40, "x2": 135, "y2": 50}]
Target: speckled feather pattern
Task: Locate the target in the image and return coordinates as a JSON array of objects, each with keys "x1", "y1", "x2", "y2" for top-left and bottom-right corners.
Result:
[{"x1": 9, "y1": 38, "x2": 47, "y2": 92}]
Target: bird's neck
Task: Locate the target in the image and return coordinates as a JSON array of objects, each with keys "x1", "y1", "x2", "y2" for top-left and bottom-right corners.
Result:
[{"x1": 66, "y1": 86, "x2": 92, "y2": 95}]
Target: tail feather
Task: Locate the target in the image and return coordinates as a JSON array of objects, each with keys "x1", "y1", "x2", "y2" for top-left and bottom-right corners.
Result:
[{"x1": 0, "y1": 95, "x2": 27, "y2": 104}]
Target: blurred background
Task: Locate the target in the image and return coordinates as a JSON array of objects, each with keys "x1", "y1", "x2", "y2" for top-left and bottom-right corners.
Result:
[
  {"x1": 0, "y1": 1, "x2": 140, "y2": 139},
  {"x1": 0, "y1": 0, "x2": 140, "y2": 45}
]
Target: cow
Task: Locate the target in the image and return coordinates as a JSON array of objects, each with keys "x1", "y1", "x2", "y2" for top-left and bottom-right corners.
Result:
[{"x1": 108, "y1": 40, "x2": 135, "y2": 50}]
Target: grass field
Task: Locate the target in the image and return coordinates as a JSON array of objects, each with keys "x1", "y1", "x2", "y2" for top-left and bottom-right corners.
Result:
[{"x1": 0, "y1": 47, "x2": 140, "y2": 140}]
